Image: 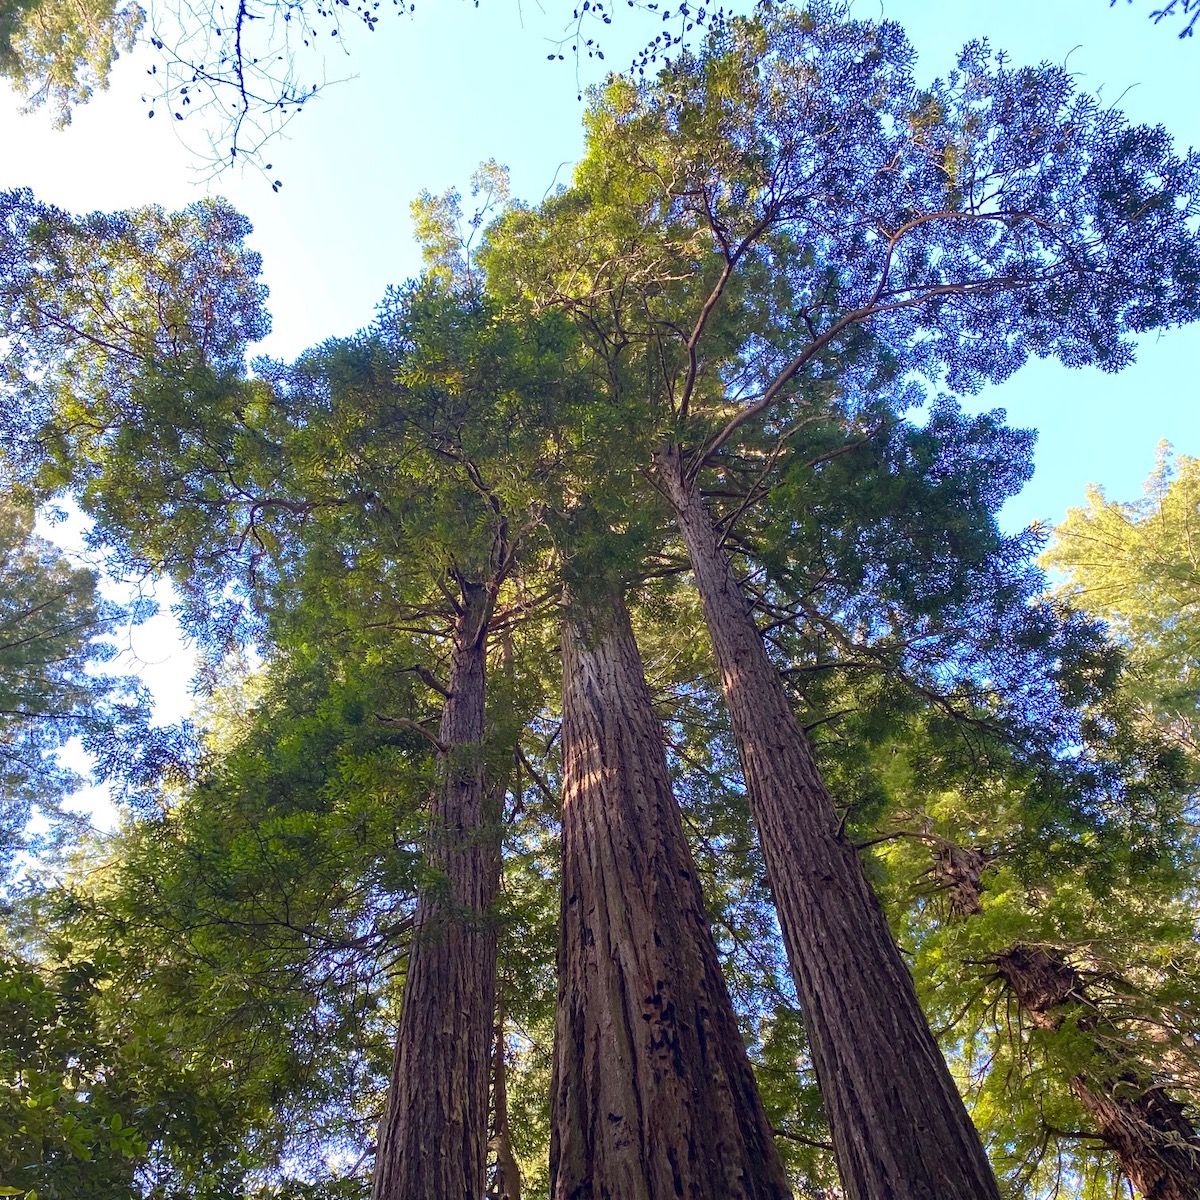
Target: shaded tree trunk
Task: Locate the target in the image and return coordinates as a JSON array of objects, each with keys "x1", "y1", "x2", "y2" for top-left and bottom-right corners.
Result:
[
  {"x1": 490, "y1": 1003, "x2": 523, "y2": 1200},
  {"x1": 658, "y1": 451, "x2": 1000, "y2": 1200},
  {"x1": 551, "y1": 589, "x2": 792, "y2": 1200},
  {"x1": 995, "y1": 943, "x2": 1200, "y2": 1200},
  {"x1": 373, "y1": 580, "x2": 500, "y2": 1200}
]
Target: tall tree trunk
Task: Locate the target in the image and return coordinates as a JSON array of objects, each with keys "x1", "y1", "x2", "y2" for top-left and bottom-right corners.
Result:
[
  {"x1": 374, "y1": 580, "x2": 500, "y2": 1200},
  {"x1": 657, "y1": 451, "x2": 1001, "y2": 1200},
  {"x1": 491, "y1": 1003, "x2": 523, "y2": 1200},
  {"x1": 995, "y1": 943, "x2": 1200, "y2": 1200},
  {"x1": 551, "y1": 590, "x2": 792, "y2": 1200}
]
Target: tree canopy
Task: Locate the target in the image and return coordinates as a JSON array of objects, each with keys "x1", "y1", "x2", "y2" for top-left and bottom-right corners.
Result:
[
  {"x1": 2, "y1": 4, "x2": 1200, "y2": 1198},
  {"x1": 1044, "y1": 445, "x2": 1200, "y2": 774},
  {"x1": 0, "y1": 497, "x2": 166, "y2": 872}
]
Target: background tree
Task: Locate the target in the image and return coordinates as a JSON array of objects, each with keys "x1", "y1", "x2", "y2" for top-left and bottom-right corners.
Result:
[
  {"x1": 0, "y1": 0, "x2": 141, "y2": 125},
  {"x1": 1042, "y1": 446, "x2": 1200, "y2": 774},
  {"x1": 0, "y1": 642, "x2": 425, "y2": 1199},
  {"x1": 0, "y1": 496, "x2": 162, "y2": 873},
  {"x1": 871, "y1": 700, "x2": 1200, "y2": 1199}
]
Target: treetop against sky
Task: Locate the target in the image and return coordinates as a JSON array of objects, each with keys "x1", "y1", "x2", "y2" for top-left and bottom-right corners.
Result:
[
  {"x1": 2, "y1": 6, "x2": 1200, "y2": 1198},
  {"x1": 2, "y1": 0, "x2": 1198, "y2": 731},
  {"x1": 3, "y1": 0, "x2": 1195, "y2": 535},
  {"x1": 2, "y1": 0, "x2": 1190, "y2": 537}
]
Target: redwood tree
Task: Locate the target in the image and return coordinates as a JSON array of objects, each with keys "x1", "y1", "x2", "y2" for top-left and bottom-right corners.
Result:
[
  {"x1": 0, "y1": 209, "x2": 571, "y2": 1196},
  {"x1": 482, "y1": 4, "x2": 1200, "y2": 1194},
  {"x1": 553, "y1": 584, "x2": 791, "y2": 1200},
  {"x1": 373, "y1": 579, "x2": 501, "y2": 1200}
]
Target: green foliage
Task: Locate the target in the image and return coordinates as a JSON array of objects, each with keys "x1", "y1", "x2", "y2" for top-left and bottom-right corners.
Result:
[
  {"x1": 0, "y1": 0, "x2": 141, "y2": 126},
  {"x1": 1044, "y1": 445, "x2": 1200, "y2": 775},
  {"x1": 0, "y1": 496, "x2": 162, "y2": 869},
  {"x1": 0, "y1": 947, "x2": 149, "y2": 1199},
  {"x1": 0, "y1": 191, "x2": 273, "y2": 655},
  {"x1": 0, "y1": 641, "x2": 435, "y2": 1198},
  {"x1": 817, "y1": 660, "x2": 1197, "y2": 1200},
  {"x1": 411, "y1": 160, "x2": 511, "y2": 288},
  {"x1": 3, "y1": 9, "x2": 1200, "y2": 1196},
  {"x1": 0, "y1": 499, "x2": 100, "y2": 856}
]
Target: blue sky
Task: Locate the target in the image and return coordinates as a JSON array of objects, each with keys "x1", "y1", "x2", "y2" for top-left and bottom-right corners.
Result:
[
  {"x1": 4, "y1": 0, "x2": 1195, "y2": 526},
  {"x1": 3, "y1": 0, "x2": 1198, "y2": 743}
]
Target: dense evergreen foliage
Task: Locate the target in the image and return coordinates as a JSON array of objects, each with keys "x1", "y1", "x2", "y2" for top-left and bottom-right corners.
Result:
[{"x1": 2, "y1": 5, "x2": 1199, "y2": 1198}]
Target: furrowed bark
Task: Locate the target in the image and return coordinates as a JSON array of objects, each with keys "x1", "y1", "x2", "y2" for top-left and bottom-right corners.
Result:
[
  {"x1": 373, "y1": 580, "x2": 500, "y2": 1200},
  {"x1": 658, "y1": 451, "x2": 1001, "y2": 1200},
  {"x1": 995, "y1": 943, "x2": 1200, "y2": 1200},
  {"x1": 551, "y1": 590, "x2": 792, "y2": 1200}
]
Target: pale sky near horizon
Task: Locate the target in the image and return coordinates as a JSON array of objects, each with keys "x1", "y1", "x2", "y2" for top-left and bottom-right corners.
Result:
[{"x1": 3, "y1": 0, "x2": 1198, "y2": 807}]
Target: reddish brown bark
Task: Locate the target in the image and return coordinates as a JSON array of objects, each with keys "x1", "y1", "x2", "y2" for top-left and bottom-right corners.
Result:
[
  {"x1": 658, "y1": 451, "x2": 1001, "y2": 1200},
  {"x1": 373, "y1": 580, "x2": 500, "y2": 1200},
  {"x1": 551, "y1": 591, "x2": 792, "y2": 1200},
  {"x1": 995, "y1": 943, "x2": 1200, "y2": 1200}
]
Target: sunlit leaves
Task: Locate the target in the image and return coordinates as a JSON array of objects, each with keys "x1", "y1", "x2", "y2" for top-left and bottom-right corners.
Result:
[
  {"x1": 1043, "y1": 445, "x2": 1200, "y2": 774},
  {"x1": 0, "y1": 0, "x2": 141, "y2": 126}
]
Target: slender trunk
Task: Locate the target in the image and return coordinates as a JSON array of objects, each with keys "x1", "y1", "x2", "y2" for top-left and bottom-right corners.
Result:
[
  {"x1": 658, "y1": 451, "x2": 1000, "y2": 1200},
  {"x1": 551, "y1": 590, "x2": 792, "y2": 1200},
  {"x1": 373, "y1": 581, "x2": 500, "y2": 1200},
  {"x1": 917, "y1": 837, "x2": 1200, "y2": 1199},
  {"x1": 491, "y1": 1004, "x2": 523, "y2": 1200},
  {"x1": 490, "y1": 644, "x2": 524, "y2": 1200},
  {"x1": 995, "y1": 943, "x2": 1200, "y2": 1200}
]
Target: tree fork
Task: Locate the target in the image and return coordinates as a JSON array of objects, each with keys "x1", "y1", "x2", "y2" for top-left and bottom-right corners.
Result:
[
  {"x1": 657, "y1": 450, "x2": 1001, "y2": 1200},
  {"x1": 550, "y1": 588, "x2": 792, "y2": 1200},
  {"x1": 373, "y1": 579, "x2": 500, "y2": 1200}
]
